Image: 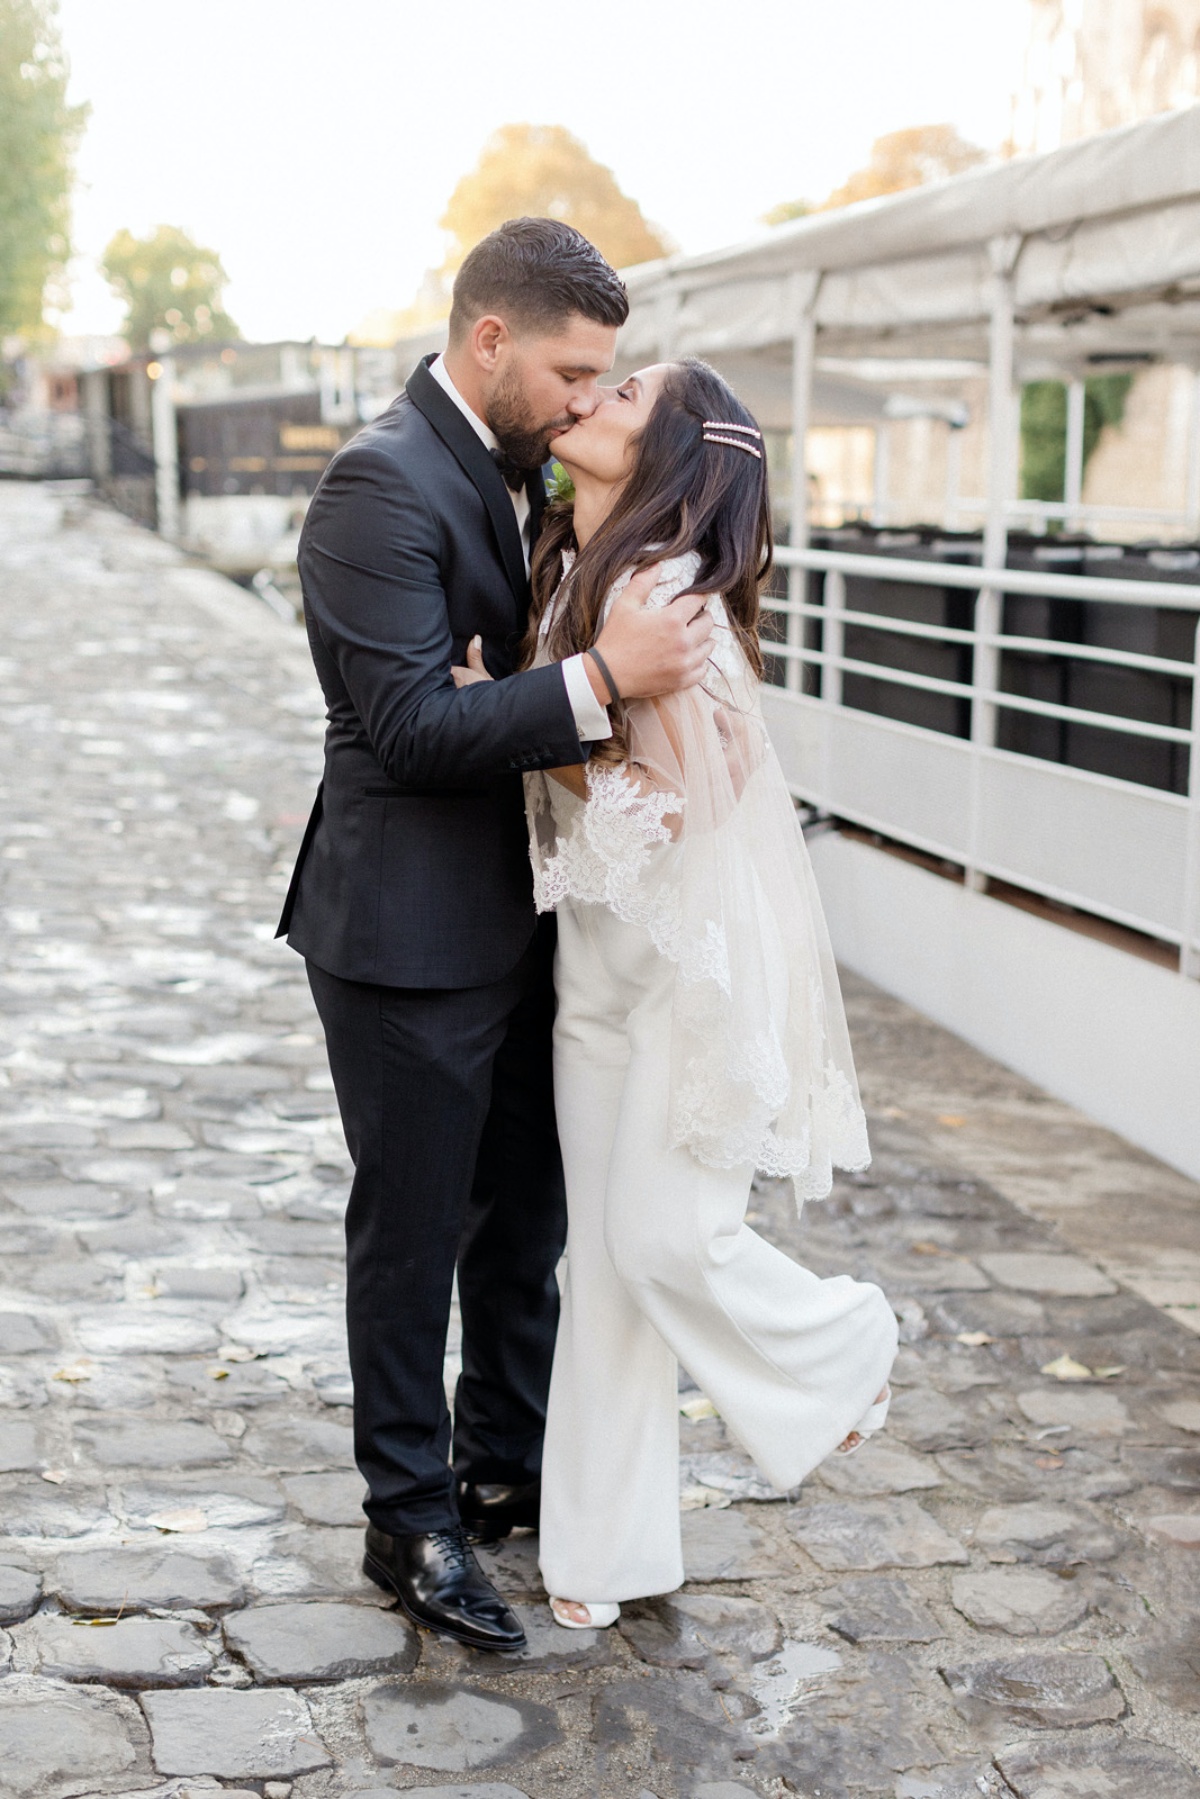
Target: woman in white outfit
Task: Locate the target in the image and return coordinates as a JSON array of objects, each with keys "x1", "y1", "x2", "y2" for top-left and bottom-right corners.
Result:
[{"x1": 455, "y1": 358, "x2": 897, "y2": 1630}]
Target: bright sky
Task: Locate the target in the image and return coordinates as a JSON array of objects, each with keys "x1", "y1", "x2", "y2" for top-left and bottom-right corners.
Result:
[{"x1": 56, "y1": 0, "x2": 1030, "y2": 345}]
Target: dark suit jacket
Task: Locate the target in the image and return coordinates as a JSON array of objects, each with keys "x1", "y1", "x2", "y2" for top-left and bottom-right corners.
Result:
[{"x1": 277, "y1": 355, "x2": 583, "y2": 988}]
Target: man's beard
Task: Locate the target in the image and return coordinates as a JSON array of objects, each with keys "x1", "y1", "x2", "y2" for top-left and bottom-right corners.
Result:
[{"x1": 486, "y1": 366, "x2": 571, "y2": 471}]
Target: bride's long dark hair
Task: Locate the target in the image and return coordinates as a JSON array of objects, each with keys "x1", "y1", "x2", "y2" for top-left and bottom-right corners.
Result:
[{"x1": 524, "y1": 359, "x2": 773, "y2": 701}]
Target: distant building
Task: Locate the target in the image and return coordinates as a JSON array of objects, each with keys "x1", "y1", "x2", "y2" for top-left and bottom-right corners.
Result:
[
  {"x1": 1015, "y1": 0, "x2": 1200, "y2": 154},
  {"x1": 75, "y1": 339, "x2": 401, "y2": 575},
  {"x1": 1004, "y1": 2, "x2": 1200, "y2": 532},
  {"x1": 0, "y1": 336, "x2": 125, "y2": 481}
]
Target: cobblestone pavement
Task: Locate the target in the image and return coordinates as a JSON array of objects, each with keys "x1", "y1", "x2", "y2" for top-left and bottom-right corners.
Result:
[{"x1": 1, "y1": 481, "x2": 1199, "y2": 1799}]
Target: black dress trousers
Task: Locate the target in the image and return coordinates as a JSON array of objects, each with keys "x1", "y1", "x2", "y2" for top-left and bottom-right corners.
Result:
[{"x1": 306, "y1": 918, "x2": 567, "y2": 1537}]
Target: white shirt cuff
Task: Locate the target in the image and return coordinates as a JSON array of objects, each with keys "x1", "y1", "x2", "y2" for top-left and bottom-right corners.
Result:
[{"x1": 562, "y1": 652, "x2": 611, "y2": 742}]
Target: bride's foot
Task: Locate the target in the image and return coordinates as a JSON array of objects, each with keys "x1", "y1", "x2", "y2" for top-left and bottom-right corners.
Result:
[
  {"x1": 837, "y1": 1385, "x2": 891, "y2": 1455},
  {"x1": 549, "y1": 1597, "x2": 621, "y2": 1630}
]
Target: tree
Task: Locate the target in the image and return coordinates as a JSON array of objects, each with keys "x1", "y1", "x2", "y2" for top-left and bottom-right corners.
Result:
[
  {"x1": 441, "y1": 124, "x2": 669, "y2": 275},
  {"x1": 820, "y1": 124, "x2": 986, "y2": 210},
  {"x1": 0, "y1": 0, "x2": 87, "y2": 338},
  {"x1": 767, "y1": 123, "x2": 986, "y2": 225},
  {"x1": 1020, "y1": 375, "x2": 1133, "y2": 508},
  {"x1": 763, "y1": 198, "x2": 812, "y2": 227},
  {"x1": 101, "y1": 224, "x2": 238, "y2": 352},
  {"x1": 367, "y1": 123, "x2": 670, "y2": 339}
]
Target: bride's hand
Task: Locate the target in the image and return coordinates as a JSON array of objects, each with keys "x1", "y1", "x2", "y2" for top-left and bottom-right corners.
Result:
[
  {"x1": 451, "y1": 636, "x2": 494, "y2": 687},
  {"x1": 713, "y1": 704, "x2": 758, "y2": 801}
]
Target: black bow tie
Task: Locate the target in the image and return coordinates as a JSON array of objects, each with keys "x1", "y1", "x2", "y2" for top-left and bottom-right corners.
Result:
[{"x1": 490, "y1": 447, "x2": 527, "y2": 494}]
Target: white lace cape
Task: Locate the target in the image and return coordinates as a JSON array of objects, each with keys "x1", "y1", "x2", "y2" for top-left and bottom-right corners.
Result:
[{"x1": 525, "y1": 550, "x2": 870, "y2": 1206}]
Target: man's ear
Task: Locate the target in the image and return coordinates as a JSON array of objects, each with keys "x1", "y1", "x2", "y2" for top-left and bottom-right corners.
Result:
[{"x1": 470, "y1": 314, "x2": 509, "y2": 373}]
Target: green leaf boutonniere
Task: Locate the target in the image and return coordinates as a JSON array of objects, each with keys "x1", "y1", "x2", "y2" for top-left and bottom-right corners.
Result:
[{"x1": 545, "y1": 460, "x2": 575, "y2": 505}]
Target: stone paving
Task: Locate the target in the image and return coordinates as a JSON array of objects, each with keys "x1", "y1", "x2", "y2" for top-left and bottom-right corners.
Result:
[{"x1": 1, "y1": 480, "x2": 1199, "y2": 1799}]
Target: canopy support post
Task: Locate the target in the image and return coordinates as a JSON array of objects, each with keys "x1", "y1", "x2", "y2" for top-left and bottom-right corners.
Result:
[
  {"x1": 150, "y1": 355, "x2": 180, "y2": 544},
  {"x1": 1064, "y1": 378, "x2": 1086, "y2": 531},
  {"x1": 968, "y1": 237, "x2": 1020, "y2": 891},
  {"x1": 871, "y1": 424, "x2": 891, "y2": 527},
  {"x1": 1183, "y1": 614, "x2": 1200, "y2": 979},
  {"x1": 1185, "y1": 369, "x2": 1200, "y2": 534},
  {"x1": 944, "y1": 423, "x2": 963, "y2": 532},
  {"x1": 822, "y1": 569, "x2": 846, "y2": 710},
  {"x1": 656, "y1": 286, "x2": 681, "y2": 362},
  {"x1": 787, "y1": 271, "x2": 821, "y2": 694}
]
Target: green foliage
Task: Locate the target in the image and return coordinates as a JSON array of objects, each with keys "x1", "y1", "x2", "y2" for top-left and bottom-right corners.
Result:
[
  {"x1": 0, "y1": 0, "x2": 87, "y2": 337},
  {"x1": 763, "y1": 198, "x2": 812, "y2": 227},
  {"x1": 545, "y1": 460, "x2": 575, "y2": 504},
  {"x1": 1019, "y1": 375, "x2": 1134, "y2": 506},
  {"x1": 102, "y1": 224, "x2": 238, "y2": 352}
]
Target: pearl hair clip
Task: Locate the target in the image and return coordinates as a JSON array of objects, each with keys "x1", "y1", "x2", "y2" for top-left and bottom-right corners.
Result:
[{"x1": 701, "y1": 420, "x2": 763, "y2": 459}]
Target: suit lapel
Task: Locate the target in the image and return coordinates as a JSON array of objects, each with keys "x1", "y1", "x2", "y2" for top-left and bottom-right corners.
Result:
[
  {"x1": 407, "y1": 355, "x2": 529, "y2": 607},
  {"x1": 527, "y1": 465, "x2": 549, "y2": 541}
]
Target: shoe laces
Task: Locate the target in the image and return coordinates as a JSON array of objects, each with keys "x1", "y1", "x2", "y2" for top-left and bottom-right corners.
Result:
[{"x1": 429, "y1": 1526, "x2": 473, "y2": 1572}]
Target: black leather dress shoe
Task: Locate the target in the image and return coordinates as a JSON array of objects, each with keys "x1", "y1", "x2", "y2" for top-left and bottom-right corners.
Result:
[
  {"x1": 362, "y1": 1524, "x2": 526, "y2": 1652},
  {"x1": 456, "y1": 1479, "x2": 541, "y2": 1542}
]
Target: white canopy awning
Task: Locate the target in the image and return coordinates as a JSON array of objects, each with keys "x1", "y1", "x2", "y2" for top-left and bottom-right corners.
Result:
[
  {"x1": 387, "y1": 111, "x2": 1200, "y2": 444},
  {"x1": 615, "y1": 105, "x2": 1200, "y2": 380}
]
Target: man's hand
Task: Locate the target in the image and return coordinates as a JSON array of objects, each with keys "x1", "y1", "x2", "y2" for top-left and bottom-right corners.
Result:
[
  {"x1": 451, "y1": 637, "x2": 494, "y2": 687},
  {"x1": 588, "y1": 564, "x2": 714, "y2": 702}
]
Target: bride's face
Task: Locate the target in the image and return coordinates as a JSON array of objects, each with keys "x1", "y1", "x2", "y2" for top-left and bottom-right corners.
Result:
[{"x1": 550, "y1": 363, "x2": 670, "y2": 484}]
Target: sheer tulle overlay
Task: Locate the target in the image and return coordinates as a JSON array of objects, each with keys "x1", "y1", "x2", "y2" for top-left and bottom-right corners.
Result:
[{"x1": 525, "y1": 551, "x2": 870, "y2": 1206}]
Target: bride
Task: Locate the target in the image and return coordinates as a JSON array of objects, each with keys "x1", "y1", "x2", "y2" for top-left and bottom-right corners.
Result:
[{"x1": 454, "y1": 356, "x2": 897, "y2": 1630}]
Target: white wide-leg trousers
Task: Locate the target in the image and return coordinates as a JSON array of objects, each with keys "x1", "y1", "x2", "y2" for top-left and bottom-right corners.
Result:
[{"x1": 538, "y1": 901, "x2": 898, "y2": 1605}]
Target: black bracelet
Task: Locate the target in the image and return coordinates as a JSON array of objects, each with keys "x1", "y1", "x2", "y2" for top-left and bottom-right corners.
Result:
[{"x1": 586, "y1": 646, "x2": 621, "y2": 704}]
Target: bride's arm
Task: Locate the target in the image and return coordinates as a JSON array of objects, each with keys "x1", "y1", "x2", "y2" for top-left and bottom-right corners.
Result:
[
  {"x1": 615, "y1": 680, "x2": 764, "y2": 838},
  {"x1": 548, "y1": 696, "x2": 690, "y2": 840}
]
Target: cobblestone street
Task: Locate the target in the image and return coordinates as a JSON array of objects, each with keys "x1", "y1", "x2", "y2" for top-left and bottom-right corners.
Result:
[{"x1": 2, "y1": 480, "x2": 1200, "y2": 1799}]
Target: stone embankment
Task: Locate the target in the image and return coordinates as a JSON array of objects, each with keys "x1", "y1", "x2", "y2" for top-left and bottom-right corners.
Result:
[{"x1": 0, "y1": 483, "x2": 1198, "y2": 1797}]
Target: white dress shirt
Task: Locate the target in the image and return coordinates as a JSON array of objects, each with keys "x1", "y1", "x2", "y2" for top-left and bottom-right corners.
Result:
[{"x1": 429, "y1": 353, "x2": 609, "y2": 743}]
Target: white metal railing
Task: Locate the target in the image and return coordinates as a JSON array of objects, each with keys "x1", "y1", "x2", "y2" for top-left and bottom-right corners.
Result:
[
  {"x1": 763, "y1": 544, "x2": 1200, "y2": 978},
  {"x1": 866, "y1": 496, "x2": 1200, "y2": 530},
  {"x1": 963, "y1": 497, "x2": 1200, "y2": 529}
]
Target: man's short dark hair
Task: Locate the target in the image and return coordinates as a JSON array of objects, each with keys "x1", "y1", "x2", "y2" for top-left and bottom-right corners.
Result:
[{"x1": 448, "y1": 217, "x2": 629, "y2": 342}]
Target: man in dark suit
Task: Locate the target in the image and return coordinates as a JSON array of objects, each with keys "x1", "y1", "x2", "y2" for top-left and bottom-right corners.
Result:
[{"x1": 278, "y1": 219, "x2": 713, "y2": 1649}]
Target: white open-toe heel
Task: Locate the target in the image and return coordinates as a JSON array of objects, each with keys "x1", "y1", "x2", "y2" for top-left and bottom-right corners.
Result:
[
  {"x1": 836, "y1": 1384, "x2": 891, "y2": 1456},
  {"x1": 549, "y1": 1597, "x2": 621, "y2": 1630}
]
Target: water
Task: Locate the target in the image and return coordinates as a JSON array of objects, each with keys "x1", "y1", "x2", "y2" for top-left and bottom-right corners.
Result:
[{"x1": 747, "y1": 1638, "x2": 843, "y2": 1737}]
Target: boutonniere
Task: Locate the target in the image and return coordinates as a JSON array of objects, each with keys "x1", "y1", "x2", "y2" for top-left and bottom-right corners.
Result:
[{"x1": 545, "y1": 460, "x2": 575, "y2": 505}]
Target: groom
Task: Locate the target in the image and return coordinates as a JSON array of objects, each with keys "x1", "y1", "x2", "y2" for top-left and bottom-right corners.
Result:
[{"x1": 278, "y1": 218, "x2": 713, "y2": 1650}]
